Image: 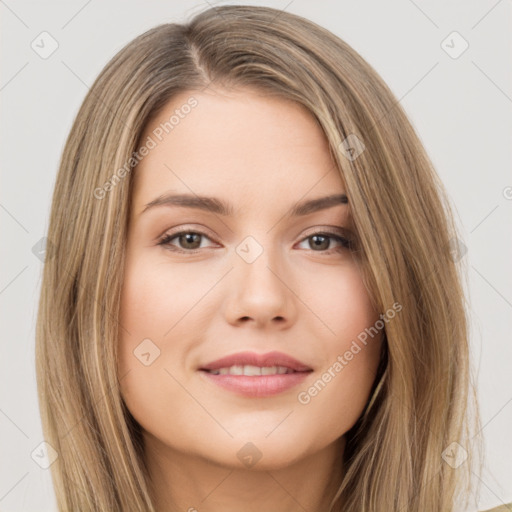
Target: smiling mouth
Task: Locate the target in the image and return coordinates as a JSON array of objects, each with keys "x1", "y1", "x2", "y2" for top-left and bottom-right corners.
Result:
[{"x1": 202, "y1": 365, "x2": 309, "y2": 376}]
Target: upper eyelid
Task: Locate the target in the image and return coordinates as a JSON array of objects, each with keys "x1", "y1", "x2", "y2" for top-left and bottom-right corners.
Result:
[{"x1": 158, "y1": 225, "x2": 217, "y2": 243}]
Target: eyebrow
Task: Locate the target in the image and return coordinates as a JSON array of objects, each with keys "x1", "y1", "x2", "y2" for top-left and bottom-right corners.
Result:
[{"x1": 141, "y1": 192, "x2": 348, "y2": 217}]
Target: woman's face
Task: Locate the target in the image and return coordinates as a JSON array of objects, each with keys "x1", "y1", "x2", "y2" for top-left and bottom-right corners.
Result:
[{"x1": 118, "y1": 87, "x2": 383, "y2": 471}]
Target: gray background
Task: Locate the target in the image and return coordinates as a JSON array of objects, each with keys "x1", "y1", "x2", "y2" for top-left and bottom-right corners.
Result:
[{"x1": 1, "y1": 1, "x2": 511, "y2": 510}]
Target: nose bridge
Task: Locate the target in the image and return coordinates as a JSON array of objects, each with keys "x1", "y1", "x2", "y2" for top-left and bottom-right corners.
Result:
[
  {"x1": 225, "y1": 232, "x2": 296, "y2": 326},
  {"x1": 235, "y1": 233, "x2": 287, "y2": 297}
]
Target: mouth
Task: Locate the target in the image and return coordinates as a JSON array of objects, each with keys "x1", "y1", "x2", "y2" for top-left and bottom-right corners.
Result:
[
  {"x1": 201, "y1": 365, "x2": 304, "y2": 376},
  {"x1": 198, "y1": 351, "x2": 313, "y2": 398}
]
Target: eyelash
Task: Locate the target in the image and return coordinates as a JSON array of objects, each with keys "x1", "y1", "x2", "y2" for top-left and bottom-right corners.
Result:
[{"x1": 157, "y1": 228, "x2": 354, "y2": 255}]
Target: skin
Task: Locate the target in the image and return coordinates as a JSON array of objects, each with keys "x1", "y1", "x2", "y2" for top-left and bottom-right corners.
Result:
[{"x1": 117, "y1": 87, "x2": 384, "y2": 512}]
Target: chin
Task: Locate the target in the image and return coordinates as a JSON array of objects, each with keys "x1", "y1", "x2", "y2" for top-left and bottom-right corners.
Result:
[{"x1": 201, "y1": 433, "x2": 318, "y2": 470}]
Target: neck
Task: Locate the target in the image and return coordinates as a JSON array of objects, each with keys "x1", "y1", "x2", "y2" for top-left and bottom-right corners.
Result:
[{"x1": 144, "y1": 434, "x2": 345, "y2": 512}]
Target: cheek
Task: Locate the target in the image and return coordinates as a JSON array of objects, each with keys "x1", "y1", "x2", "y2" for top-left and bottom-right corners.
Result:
[
  {"x1": 298, "y1": 258, "x2": 378, "y2": 344},
  {"x1": 116, "y1": 253, "x2": 222, "y2": 431},
  {"x1": 118, "y1": 253, "x2": 218, "y2": 344},
  {"x1": 293, "y1": 262, "x2": 383, "y2": 427}
]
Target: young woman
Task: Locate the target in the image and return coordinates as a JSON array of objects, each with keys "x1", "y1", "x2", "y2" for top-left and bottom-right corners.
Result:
[{"x1": 35, "y1": 5, "x2": 502, "y2": 511}]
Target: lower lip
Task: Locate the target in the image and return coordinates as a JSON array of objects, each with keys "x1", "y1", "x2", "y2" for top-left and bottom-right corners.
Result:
[{"x1": 199, "y1": 370, "x2": 312, "y2": 398}]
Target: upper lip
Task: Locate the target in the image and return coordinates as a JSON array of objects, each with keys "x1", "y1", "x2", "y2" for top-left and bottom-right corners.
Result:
[{"x1": 199, "y1": 351, "x2": 313, "y2": 372}]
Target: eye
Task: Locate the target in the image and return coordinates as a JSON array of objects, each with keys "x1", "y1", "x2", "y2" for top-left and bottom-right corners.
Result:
[
  {"x1": 157, "y1": 228, "x2": 355, "y2": 254},
  {"x1": 296, "y1": 231, "x2": 354, "y2": 253},
  {"x1": 157, "y1": 230, "x2": 216, "y2": 253}
]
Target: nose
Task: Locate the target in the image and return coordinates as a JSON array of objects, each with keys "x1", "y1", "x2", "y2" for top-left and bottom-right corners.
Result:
[{"x1": 223, "y1": 244, "x2": 298, "y2": 329}]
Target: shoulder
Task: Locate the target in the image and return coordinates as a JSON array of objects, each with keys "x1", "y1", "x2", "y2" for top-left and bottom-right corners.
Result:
[{"x1": 479, "y1": 505, "x2": 512, "y2": 512}]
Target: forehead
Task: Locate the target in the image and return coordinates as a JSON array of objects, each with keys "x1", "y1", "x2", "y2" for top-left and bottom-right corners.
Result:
[{"x1": 132, "y1": 87, "x2": 346, "y2": 214}]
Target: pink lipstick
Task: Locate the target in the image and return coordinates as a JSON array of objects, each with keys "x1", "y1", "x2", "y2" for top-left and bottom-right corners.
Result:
[{"x1": 198, "y1": 351, "x2": 313, "y2": 398}]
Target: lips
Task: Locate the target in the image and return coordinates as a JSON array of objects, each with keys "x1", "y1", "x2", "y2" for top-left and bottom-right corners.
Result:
[
  {"x1": 199, "y1": 350, "x2": 313, "y2": 373},
  {"x1": 198, "y1": 350, "x2": 313, "y2": 398},
  {"x1": 198, "y1": 352, "x2": 313, "y2": 398}
]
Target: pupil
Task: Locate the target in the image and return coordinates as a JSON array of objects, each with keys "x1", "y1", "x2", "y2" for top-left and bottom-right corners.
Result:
[
  {"x1": 180, "y1": 233, "x2": 201, "y2": 249},
  {"x1": 311, "y1": 235, "x2": 329, "y2": 250}
]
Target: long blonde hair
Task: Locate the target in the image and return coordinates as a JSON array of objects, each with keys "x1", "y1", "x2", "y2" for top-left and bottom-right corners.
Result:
[{"x1": 35, "y1": 5, "x2": 482, "y2": 511}]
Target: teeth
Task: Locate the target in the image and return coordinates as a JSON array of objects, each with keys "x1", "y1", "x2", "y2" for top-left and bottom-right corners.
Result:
[
  {"x1": 207, "y1": 365, "x2": 294, "y2": 376},
  {"x1": 230, "y1": 365, "x2": 244, "y2": 375}
]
